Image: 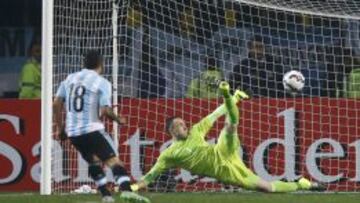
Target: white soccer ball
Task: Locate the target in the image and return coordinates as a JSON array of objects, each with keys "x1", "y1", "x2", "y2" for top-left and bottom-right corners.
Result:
[{"x1": 283, "y1": 70, "x2": 305, "y2": 94}]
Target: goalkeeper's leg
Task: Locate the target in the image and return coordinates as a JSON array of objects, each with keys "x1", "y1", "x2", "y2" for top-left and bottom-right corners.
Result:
[
  {"x1": 215, "y1": 82, "x2": 248, "y2": 157},
  {"x1": 253, "y1": 177, "x2": 326, "y2": 192},
  {"x1": 219, "y1": 81, "x2": 239, "y2": 126},
  {"x1": 218, "y1": 81, "x2": 240, "y2": 146},
  {"x1": 218, "y1": 82, "x2": 326, "y2": 192},
  {"x1": 218, "y1": 83, "x2": 296, "y2": 192}
]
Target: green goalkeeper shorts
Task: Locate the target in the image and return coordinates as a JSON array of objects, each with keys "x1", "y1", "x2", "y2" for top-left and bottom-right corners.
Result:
[{"x1": 214, "y1": 128, "x2": 260, "y2": 189}]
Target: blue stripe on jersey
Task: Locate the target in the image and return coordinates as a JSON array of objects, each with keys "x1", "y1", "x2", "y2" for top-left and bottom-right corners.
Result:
[
  {"x1": 65, "y1": 73, "x2": 77, "y2": 135},
  {"x1": 62, "y1": 69, "x2": 109, "y2": 136},
  {"x1": 99, "y1": 78, "x2": 111, "y2": 107},
  {"x1": 78, "y1": 72, "x2": 98, "y2": 135},
  {"x1": 67, "y1": 71, "x2": 86, "y2": 135}
]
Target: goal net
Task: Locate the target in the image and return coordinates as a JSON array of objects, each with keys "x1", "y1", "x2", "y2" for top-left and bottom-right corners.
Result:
[{"x1": 45, "y1": 0, "x2": 360, "y2": 194}]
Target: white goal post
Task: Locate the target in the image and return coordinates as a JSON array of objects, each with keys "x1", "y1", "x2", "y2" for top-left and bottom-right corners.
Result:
[
  {"x1": 41, "y1": 0, "x2": 53, "y2": 195},
  {"x1": 41, "y1": 0, "x2": 360, "y2": 194}
]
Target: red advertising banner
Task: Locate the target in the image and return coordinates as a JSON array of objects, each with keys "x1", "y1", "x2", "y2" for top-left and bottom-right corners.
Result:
[
  {"x1": 0, "y1": 100, "x2": 40, "y2": 191},
  {"x1": 0, "y1": 98, "x2": 359, "y2": 191}
]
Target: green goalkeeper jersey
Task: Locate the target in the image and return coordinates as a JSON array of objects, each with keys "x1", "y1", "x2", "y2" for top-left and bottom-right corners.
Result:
[
  {"x1": 142, "y1": 116, "x2": 237, "y2": 185},
  {"x1": 142, "y1": 115, "x2": 253, "y2": 184},
  {"x1": 142, "y1": 94, "x2": 258, "y2": 188}
]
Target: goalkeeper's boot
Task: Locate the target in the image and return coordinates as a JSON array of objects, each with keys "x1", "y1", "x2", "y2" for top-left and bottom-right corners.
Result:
[
  {"x1": 219, "y1": 81, "x2": 231, "y2": 98},
  {"x1": 233, "y1": 89, "x2": 250, "y2": 102},
  {"x1": 219, "y1": 81, "x2": 239, "y2": 124},
  {"x1": 102, "y1": 196, "x2": 115, "y2": 203},
  {"x1": 298, "y1": 177, "x2": 326, "y2": 191},
  {"x1": 120, "y1": 191, "x2": 151, "y2": 203},
  {"x1": 309, "y1": 181, "x2": 327, "y2": 191}
]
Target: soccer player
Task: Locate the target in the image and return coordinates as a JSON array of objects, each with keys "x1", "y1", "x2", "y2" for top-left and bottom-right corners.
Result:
[
  {"x1": 131, "y1": 81, "x2": 325, "y2": 193},
  {"x1": 53, "y1": 50, "x2": 150, "y2": 203}
]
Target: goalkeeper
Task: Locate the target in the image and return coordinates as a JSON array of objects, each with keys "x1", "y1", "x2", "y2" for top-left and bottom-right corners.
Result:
[{"x1": 131, "y1": 81, "x2": 325, "y2": 193}]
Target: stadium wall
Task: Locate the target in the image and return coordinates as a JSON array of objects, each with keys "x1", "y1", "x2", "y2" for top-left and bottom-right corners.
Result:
[{"x1": 0, "y1": 99, "x2": 359, "y2": 191}]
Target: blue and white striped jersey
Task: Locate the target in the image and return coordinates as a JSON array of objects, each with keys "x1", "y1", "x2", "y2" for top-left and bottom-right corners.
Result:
[{"x1": 56, "y1": 69, "x2": 111, "y2": 137}]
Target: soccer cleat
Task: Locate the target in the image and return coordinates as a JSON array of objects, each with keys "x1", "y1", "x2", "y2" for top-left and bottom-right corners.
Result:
[
  {"x1": 233, "y1": 90, "x2": 250, "y2": 101},
  {"x1": 219, "y1": 81, "x2": 231, "y2": 98},
  {"x1": 120, "y1": 191, "x2": 151, "y2": 203},
  {"x1": 309, "y1": 181, "x2": 327, "y2": 191},
  {"x1": 297, "y1": 177, "x2": 326, "y2": 191},
  {"x1": 102, "y1": 196, "x2": 115, "y2": 203},
  {"x1": 219, "y1": 81, "x2": 239, "y2": 124}
]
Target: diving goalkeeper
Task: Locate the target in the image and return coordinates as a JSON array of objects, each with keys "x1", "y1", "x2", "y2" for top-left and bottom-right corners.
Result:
[{"x1": 131, "y1": 81, "x2": 325, "y2": 193}]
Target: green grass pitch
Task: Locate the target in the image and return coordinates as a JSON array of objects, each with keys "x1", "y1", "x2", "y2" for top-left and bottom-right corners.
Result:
[{"x1": 1, "y1": 192, "x2": 360, "y2": 203}]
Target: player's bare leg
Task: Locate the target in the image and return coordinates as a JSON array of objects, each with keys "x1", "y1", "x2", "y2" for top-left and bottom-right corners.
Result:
[{"x1": 104, "y1": 156, "x2": 150, "y2": 203}]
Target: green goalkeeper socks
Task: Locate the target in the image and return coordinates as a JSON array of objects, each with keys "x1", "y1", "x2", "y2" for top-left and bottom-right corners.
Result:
[
  {"x1": 219, "y1": 81, "x2": 239, "y2": 124},
  {"x1": 207, "y1": 96, "x2": 240, "y2": 124},
  {"x1": 270, "y1": 181, "x2": 300, "y2": 192}
]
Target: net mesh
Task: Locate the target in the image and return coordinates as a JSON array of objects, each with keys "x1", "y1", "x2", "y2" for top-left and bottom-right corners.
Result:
[
  {"x1": 51, "y1": 0, "x2": 360, "y2": 193},
  {"x1": 52, "y1": 0, "x2": 116, "y2": 193},
  {"x1": 237, "y1": 0, "x2": 360, "y2": 19}
]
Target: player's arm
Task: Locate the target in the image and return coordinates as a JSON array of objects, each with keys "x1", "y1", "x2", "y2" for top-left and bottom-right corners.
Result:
[
  {"x1": 100, "y1": 107, "x2": 126, "y2": 124},
  {"x1": 99, "y1": 81, "x2": 126, "y2": 125},
  {"x1": 192, "y1": 88, "x2": 248, "y2": 137},
  {"x1": 53, "y1": 97, "x2": 64, "y2": 128},
  {"x1": 131, "y1": 153, "x2": 170, "y2": 191},
  {"x1": 53, "y1": 82, "x2": 67, "y2": 140}
]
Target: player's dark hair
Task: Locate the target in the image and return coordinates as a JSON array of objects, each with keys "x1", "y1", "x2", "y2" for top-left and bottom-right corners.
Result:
[
  {"x1": 84, "y1": 50, "x2": 104, "y2": 70},
  {"x1": 165, "y1": 116, "x2": 179, "y2": 134}
]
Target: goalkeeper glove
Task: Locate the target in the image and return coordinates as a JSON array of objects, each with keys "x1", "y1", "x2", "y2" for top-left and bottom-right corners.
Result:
[{"x1": 130, "y1": 184, "x2": 139, "y2": 192}]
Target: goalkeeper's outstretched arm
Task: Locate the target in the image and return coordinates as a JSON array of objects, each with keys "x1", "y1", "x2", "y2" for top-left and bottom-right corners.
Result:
[{"x1": 131, "y1": 153, "x2": 171, "y2": 191}]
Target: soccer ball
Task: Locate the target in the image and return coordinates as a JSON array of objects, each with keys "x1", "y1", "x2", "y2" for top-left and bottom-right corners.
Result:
[{"x1": 283, "y1": 70, "x2": 305, "y2": 94}]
